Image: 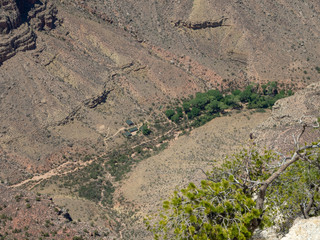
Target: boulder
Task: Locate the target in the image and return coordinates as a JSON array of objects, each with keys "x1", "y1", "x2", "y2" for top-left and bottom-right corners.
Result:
[{"x1": 281, "y1": 217, "x2": 320, "y2": 240}]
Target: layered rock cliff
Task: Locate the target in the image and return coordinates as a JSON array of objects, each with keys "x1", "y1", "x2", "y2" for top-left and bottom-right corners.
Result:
[
  {"x1": 27, "y1": 0, "x2": 57, "y2": 30},
  {"x1": 0, "y1": 0, "x2": 57, "y2": 63},
  {"x1": 0, "y1": 0, "x2": 21, "y2": 34}
]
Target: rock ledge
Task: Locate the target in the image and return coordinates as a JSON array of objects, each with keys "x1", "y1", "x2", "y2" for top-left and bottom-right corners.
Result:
[{"x1": 0, "y1": 0, "x2": 57, "y2": 63}]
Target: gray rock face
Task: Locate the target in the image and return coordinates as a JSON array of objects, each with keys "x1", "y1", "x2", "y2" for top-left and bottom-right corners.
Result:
[
  {"x1": 0, "y1": 0, "x2": 57, "y2": 63},
  {"x1": 281, "y1": 217, "x2": 320, "y2": 240}
]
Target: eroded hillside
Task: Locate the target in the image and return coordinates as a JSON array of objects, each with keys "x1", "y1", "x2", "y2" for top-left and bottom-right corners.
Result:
[
  {"x1": 0, "y1": 185, "x2": 116, "y2": 239},
  {"x1": 64, "y1": 0, "x2": 320, "y2": 85},
  {"x1": 0, "y1": 0, "x2": 319, "y2": 184}
]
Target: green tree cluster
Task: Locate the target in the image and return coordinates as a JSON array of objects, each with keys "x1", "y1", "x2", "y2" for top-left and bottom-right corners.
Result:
[
  {"x1": 165, "y1": 82, "x2": 293, "y2": 127},
  {"x1": 146, "y1": 126, "x2": 320, "y2": 240}
]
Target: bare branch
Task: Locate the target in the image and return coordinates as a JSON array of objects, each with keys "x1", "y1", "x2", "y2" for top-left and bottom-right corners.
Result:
[
  {"x1": 301, "y1": 185, "x2": 319, "y2": 219},
  {"x1": 255, "y1": 121, "x2": 318, "y2": 215}
]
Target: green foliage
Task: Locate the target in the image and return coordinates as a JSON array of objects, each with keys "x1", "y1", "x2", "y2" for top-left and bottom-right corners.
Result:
[
  {"x1": 171, "y1": 114, "x2": 181, "y2": 123},
  {"x1": 147, "y1": 142, "x2": 320, "y2": 239},
  {"x1": 207, "y1": 89, "x2": 223, "y2": 101},
  {"x1": 164, "y1": 82, "x2": 293, "y2": 129},
  {"x1": 266, "y1": 147, "x2": 320, "y2": 231},
  {"x1": 146, "y1": 148, "x2": 275, "y2": 239},
  {"x1": 182, "y1": 102, "x2": 191, "y2": 113},
  {"x1": 232, "y1": 89, "x2": 242, "y2": 96},
  {"x1": 88, "y1": 163, "x2": 103, "y2": 179},
  {"x1": 188, "y1": 107, "x2": 201, "y2": 119},
  {"x1": 205, "y1": 100, "x2": 220, "y2": 114},
  {"x1": 146, "y1": 179, "x2": 261, "y2": 240},
  {"x1": 165, "y1": 109, "x2": 175, "y2": 119},
  {"x1": 239, "y1": 85, "x2": 253, "y2": 102},
  {"x1": 142, "y1": 124, "x2": 152, "y2": 135},
  {"x1": 78, "y1": 181, "x2": 103, "y2": 202},
  {"x1": 176, "y1": 107, "x2": 183, "y2": 117}
]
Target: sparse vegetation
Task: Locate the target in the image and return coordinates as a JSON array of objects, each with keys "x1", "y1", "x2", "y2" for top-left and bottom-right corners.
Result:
[
  {"x1": 78, "y1": 181, "x2": 105, "y2": 203},
  {"x1": 73, "y1": 237, "x2": 84, "y2": 240},
  {"x1": 105, "y1": 153, "x2": 133, "y2": 181}
]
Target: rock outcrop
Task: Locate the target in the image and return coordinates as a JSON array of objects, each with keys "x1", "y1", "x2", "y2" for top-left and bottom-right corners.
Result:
[
  {"x1": 28, "y1": 1, "x2": 58, "y2": 30},
  {"x1": 0, "y1": 185, "x2": 115, "y2": 239},
  {"x1": 0, "y1": 22, "x2": 35, "y2": 62},
  {"x1": 253, "y1": 216, "x2": 320, "y2": 240},
  {"x1": 0, "y1": 0, "x2": 21, "y2": 34},
  {"x1": 173, "y1": 18, "x2": 228, "y2": 30},
  {"x1": 281, "y1": 217, "x2": 320, "y2": 240},
  {"x1": 0, "y1": 0, "x2": 57, "y2": 64}
]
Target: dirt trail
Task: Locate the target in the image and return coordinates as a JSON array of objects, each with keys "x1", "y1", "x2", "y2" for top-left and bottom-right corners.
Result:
[
  {"x1": 10, "y1": 159, "x2": 95, "y2": 189},
  {"x1": 105, "y1": 127, "x2": 126, "y2": 141},
  {"x1": 10, "y1": 123, "x2": 143, "y2": 189},
  {"x1": 10, "y1": 119, "x2": 178, "y2": 191},
  {"x1": 130, "y1": 127, "x2": 175, "y2": 149}
]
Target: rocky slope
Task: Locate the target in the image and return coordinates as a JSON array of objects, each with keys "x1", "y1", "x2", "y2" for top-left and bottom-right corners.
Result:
[
  {"x1": 0, "y1": 184, "x2": 115, "y2": 239},
  {"x1": 62, "y1": 0, "x2": 320, "y2": 86},
  {"x1": 0, "y1": 0, "x2": 319, "y2": 185},
  {"x1": 0, "y1": 1, "x2": 319, "y2": 238},
  {"x1": 0, "y1": 1, "x2": 319, "y2": 236},
  {"x1": 0, "y1": 2, "x2": 231, "y2": 184},
  {"x1": 252, "y1": 81, "x2": 320, "y2": 152}
]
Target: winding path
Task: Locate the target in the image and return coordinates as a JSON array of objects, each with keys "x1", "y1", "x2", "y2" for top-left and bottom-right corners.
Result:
[
  {"x1": 10, "y1": 121, "x2": 176, "y2": 190},
  {"x1": 10, "y1": 159, "x2": 95, "y2": 189}
]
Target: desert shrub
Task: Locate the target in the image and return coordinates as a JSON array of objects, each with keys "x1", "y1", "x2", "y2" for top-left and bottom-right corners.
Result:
[
  {"x1": 142, "y1": 124, "x2": 152, "y2": 135},
  {"x1": 105, "y1": 154, "x2": 132, "y2": 181},
  {"x1": 78, "y1": 181, "x2": 103, "y2": 202},
  {"x1": 165, "y1": 109, "x2": 175, "y2": 119},
  {"x1": 73, "y1": 237, "x2": 84, "y2": 240},
  {"x1": 102, "y1": 180, "x2": 115, "y2": 206}
]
